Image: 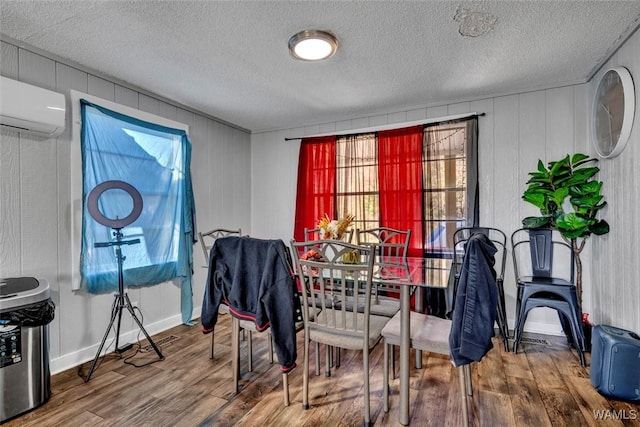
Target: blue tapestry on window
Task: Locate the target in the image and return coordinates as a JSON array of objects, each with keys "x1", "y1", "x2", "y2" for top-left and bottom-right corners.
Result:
[{"x1": 80, "y1": 100, "x2": 197, "y2": 324}]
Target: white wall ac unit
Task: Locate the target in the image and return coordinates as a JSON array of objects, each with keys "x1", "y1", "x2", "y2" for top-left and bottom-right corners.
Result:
[{"x1": 0, "y1": 76, "x2": 66, "y2": 138}]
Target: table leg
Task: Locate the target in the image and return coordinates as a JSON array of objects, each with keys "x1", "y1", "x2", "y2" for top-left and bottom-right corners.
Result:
[
  {"x1": 414, "y1": 286, "x2": 423, "y2": 369},
  {"x1": 399, "y1": 285, "x2": 410, "y2": 425}
]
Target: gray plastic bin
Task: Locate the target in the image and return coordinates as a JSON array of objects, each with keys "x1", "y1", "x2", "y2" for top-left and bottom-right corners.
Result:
[{"x1": 0, "y1": 277, "x2": 54, "y2": 423}]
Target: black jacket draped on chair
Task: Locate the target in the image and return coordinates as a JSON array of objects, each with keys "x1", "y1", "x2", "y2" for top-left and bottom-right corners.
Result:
[
  {"x1": 449, "y1": 232, "x2": 498, "y2": 366},
  {"x1": 201, "y1": 236, "x2": 302, "y2": 372}
]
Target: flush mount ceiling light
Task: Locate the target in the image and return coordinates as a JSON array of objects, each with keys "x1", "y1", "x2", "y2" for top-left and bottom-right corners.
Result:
[{"x1": 288, "y1": 30, "x2": 338, "y2": 61}]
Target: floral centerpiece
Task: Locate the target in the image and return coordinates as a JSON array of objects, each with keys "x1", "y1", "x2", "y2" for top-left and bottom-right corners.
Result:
[
  {"x1": 317, "y1": 213, "x2": 355, "y2": 240},
  {"x1": 300, "y1": 248, "x2": 322, "y2": 261},
  {"x1": 316, "y1": 213, "x2": 357, "y2": 263}
]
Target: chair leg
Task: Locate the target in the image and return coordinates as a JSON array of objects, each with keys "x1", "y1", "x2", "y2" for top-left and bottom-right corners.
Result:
[
  {"x1": 560, "y1": 312, "x2": 586, "y2": 367},
  {"x1": 559, "y1": 312, "x2": 574, "y2": 345},
  {"x1": 329, "y1": 345, "x2": 334, "y2": 367},
  {"x1": 573, "y1": 331, "x2": 586, "y2": 367},
  {"x1": 327, "y1": 345, "x2": 341, "y2": 368},
  {"x1": 383, "y1": 342, "x2": 390, "y2": 413},
  {"x1": 513, "y1": 287, "x2": 524, "y2": 346},
  {"x1": 247, "y1": 330, "x2": 253, "y2": 372},
  {"x1": 496, "y1": 279, "x2": 510, "y2": 352},
  {"x1": 391, "y1": 345, "x2": 396, "y2": 379},
  {"x1": 459, "y1": 366, "x2": 470, "y2": 426},
  {"x1": 464, "y1": 364, "x2": 472, "y2": 396},
  {"x1": 514, "y1": 299, "x2": 538, "y2": 354},
  {"x1": 282, "y1": 372, "x2": 290, "y2": 406},
  {"x1": 315, "y1": 342, "x2": 320, "y2": 376},
  {"x1": 209, "y1": 331, "x2": 215, "y2": 359},
  {"x1": 269, "y1": 332, "x2": 274, "y2": 364},
  {"x1": 513, "y1": 302, "x2": 527, "y2": 354},
  {"x1": 232, "y1": 317, "x2": 240, "y2": 394},
  {"x1": 363, "y1": 348, "x2": 371, "y2": 426},
  {"x1": 415, "y1": 349, "x2": 423, "y2": 369},
  {"x1": 303, "y1": 338, "x2": 310, "y2": 410},
  {"x1": 562, "y1": 309, "x2": 586, "y2": 351},
  {"x1": 325, "y1": 345, "x2": 332, "y2": 377}
]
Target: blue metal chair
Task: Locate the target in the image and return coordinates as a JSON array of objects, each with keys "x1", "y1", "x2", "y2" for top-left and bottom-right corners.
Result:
[{"x1": 511, "y1": 228, "x2": 585, "y2": 366}]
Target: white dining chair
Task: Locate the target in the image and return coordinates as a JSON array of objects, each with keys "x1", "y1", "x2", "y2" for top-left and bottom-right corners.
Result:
[
  {"x1": 381, "y1": 311, "x2": 472, "y2": 425},
  {"x1": 200, "y1": 227, "x2": 275, "y2": 369},
  {"x1": 291, "y1": 239, "x2": 388, "y2": 426}
]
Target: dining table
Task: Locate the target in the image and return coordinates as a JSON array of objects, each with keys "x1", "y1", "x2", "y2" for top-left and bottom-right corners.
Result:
[{"x1": 373, "y1": 256, "x2": 453, "y2": 426}]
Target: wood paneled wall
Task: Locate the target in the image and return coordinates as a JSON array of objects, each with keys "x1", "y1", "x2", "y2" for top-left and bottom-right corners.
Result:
[
  {"x1": 589, "y1": 28, "x2": 640, "y2": 334},
  {"x1": 0, "y1": 40, "x2": 252, "y2": 373},
  {"x1": 251, "y1": 60, "x2": 638, "y2": 336}
]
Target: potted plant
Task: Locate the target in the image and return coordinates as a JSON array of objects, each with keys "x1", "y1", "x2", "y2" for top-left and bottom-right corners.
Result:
[{"x1": 521, "y1": 153, "x2": 610, "y2": 317}]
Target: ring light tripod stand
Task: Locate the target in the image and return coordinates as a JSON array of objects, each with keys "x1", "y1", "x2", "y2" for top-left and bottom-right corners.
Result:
[{"x1": 84, "y1": 180, "x2": 163, "y2": 382}]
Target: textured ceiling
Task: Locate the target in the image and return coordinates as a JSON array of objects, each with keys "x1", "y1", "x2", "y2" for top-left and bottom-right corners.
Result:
[{"x1": 2, "y1": 1, "x2": 640, "y2": 133}]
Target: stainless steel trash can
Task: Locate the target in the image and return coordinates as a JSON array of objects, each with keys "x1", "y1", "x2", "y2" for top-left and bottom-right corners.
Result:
[{"x1": 0, "y1": 277, "x2": 54, "y2": 423}]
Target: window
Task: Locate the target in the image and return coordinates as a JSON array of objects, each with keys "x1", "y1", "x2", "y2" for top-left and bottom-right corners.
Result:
[
  {"x1": 294, "y1": 117, "x2": 478, "y2": 257},
  {"x1": 423, "y1": 121, "x2": 470, "y2": 254},
  {"x1": 70, "y1": 91, "x2": 197, "y2": 324},
  {"x1": 336, "y1": 133, "x2": 378, "y2": 231},
  {"x1": 78, "y1": 99, "x2": 195, "y2": 294}
]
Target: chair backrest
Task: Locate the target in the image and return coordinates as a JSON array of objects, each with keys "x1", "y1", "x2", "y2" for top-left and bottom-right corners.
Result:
[
  {"x1": 298, "y1": 228, "x2": 354, "y2": 270},
  {"x1": 511, "y1": 228, "x2": 574, "y2": 283},
  {"x1": 356, "y1": 227, "x2": 411, "y2": 258},
  {"x1": 528, "y1": 228, "x2": 553, "y2": 277},
  {"x1": 453, "y1": 227, "x2": 507, "y2": 281},
  {"x1": 305, "y1": 227, "x2": 354, "y2": 243},
  {"x1": 356, "y1": 227, "x2": 411, "y2": 296},
  {"x1": 198, "y1": 228, "x2": 242, "y2": 266},
  {"x1": 303, "y1": 227, "x2": 322, "y2": 241},
  {"x1": 290, "y1": 239, "x2": 376, "y2": 347}
]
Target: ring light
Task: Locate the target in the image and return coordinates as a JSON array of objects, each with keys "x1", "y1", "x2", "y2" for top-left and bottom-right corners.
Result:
[
  {"x1": 87, "y1": 180, "x2": 143, "y2": 229},
  {"x1": 83, "y1": 180, "x2": 162, "y2": 381}
]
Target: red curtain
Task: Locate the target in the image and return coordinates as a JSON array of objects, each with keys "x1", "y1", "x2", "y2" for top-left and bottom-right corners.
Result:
[
  {"x1": 293, "y1": 136, "x2": 336, "y2": 242},
  {"x1": 378, "y1": 126, "x2": 424, "y2": 257}
]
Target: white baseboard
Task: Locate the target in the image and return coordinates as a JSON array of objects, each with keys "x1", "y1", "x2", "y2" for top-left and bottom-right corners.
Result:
[
  {"x1": 50, "y1": 305, "x2": 202, "y2": 375},
  {"x1": 51, "y1": 308, "x2": 562, "y2": 375},
  {"x1": 518, "y1": 319, "x2": 565, "y2": 336}
]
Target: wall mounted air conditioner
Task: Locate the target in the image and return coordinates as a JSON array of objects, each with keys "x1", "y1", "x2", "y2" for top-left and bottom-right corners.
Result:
[{"x1": 0, "y1": 76, "x2": 66, "y2": 138}]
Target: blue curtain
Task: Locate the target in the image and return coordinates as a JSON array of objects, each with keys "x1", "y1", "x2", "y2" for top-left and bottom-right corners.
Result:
[{"x1": 80, "y1": 100, "x2": 197, "y2": 325}]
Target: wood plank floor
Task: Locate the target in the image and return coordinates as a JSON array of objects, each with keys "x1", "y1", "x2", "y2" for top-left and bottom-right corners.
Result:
[{"x1": 5, "y1": 314, "x2": 639, "y2": 427}]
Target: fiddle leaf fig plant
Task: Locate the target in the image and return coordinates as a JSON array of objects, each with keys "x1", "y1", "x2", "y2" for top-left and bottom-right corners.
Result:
[{"x1": 521, "y1": 153, "x2": 610, "y2": 310}]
